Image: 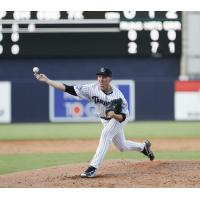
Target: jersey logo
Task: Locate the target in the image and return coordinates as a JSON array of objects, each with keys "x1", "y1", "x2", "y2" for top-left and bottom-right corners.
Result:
[{"x1": 92, "y1": 96, "x2": 110, "y2": 106}]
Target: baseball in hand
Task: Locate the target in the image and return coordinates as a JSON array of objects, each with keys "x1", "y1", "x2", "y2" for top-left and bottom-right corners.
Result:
[{"x1": 33, "y1": 66, "x2": 40, "y2": 74}]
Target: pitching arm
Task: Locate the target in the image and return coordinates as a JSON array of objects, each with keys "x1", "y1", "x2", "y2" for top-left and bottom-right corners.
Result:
[
  {"x1": 34, "y1": 73, "x2": 77, "y2": 96},
  {"x1": 34, "y1": 73, "x2": 65, "y2": 91}
]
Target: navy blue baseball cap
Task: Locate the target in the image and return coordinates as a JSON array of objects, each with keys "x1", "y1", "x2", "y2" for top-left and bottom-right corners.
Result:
[{"x1": 96, "y1": 67, "x2": 112, "y2": 77}]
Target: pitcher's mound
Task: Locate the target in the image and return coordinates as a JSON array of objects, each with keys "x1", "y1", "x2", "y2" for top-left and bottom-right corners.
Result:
[{"x1": 0, "y1": 160, "x2": 200, "y2": 187}]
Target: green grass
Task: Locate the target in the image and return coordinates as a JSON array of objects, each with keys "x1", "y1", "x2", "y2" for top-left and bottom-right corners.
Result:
[
  {"x1": 0, "y1": 121, "x2": 200, "y2": 140},
  {"x1": 0, "y1": 152, "x2": 93, "y2": 175},
  {"x1": 0, "y1": 151, "x2": 199, "y2": 175},
  {"x1": 0, "y1": 122, "x2": 199, "y2": 176}
]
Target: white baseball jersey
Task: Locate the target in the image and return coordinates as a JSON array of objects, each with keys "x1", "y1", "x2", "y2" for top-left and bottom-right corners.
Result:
[
  {"x1": 74, "y1": 81, "x2": 144, "y2": 169},
  {"x1": 74, "y1": 82, "x2": 129, "y2": 119}
]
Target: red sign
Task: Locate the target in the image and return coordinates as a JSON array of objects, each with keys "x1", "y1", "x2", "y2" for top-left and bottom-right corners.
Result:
[{"x1": 175, "y1": 81, "x2": 200, "y2": 92}]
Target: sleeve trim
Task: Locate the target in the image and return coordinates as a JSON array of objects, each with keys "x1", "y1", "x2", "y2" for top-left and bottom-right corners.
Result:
[{"x1": 63, "y1": 84, "x2": 77, "y2": 96}]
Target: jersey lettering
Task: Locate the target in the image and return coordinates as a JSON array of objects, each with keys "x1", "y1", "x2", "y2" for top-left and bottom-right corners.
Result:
[{"x1": 92, "y1": 96, "x2": 110, "y2": 106}]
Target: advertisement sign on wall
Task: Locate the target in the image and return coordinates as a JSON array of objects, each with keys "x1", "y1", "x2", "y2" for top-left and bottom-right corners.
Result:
[
  {"x1": 49, "y1": 80, "x2": 135, "y2": 122},
  {"x1": 0, "y1": 82, "x2": 11, "y2": 123},
  {"x1": 175, "y1": 81, "x2": 200, "y2": 120}
]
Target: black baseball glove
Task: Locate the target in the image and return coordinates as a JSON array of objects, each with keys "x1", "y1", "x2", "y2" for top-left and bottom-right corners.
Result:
[{"x1": 105, "y1": 98, "x2": 123, "y2": 115}]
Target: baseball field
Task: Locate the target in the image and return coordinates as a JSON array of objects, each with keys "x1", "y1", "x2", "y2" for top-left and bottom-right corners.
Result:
[{"x1": 0, "y1": 121, "x2": 200, "y2": 187}]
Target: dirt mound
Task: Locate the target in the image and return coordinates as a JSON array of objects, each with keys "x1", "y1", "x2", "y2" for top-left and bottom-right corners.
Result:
[{"x1": 0, "y1": 160, "x2": 200, "y2": 187}]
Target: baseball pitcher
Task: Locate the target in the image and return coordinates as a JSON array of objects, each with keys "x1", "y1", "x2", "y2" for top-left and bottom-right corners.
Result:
[{"x1": 34, "y1": 67, "x2": 155, "y2": 178}]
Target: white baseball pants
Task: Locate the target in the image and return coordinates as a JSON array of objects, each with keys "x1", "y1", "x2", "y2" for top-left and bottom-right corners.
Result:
[{"x1": 90, "y1": 118, "x2": 145, "y2": 168}]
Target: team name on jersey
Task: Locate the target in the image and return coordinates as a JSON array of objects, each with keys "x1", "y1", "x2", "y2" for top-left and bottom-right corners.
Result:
[{"x1": 92, "y1": 96, "x2": 110, "y2": 106}]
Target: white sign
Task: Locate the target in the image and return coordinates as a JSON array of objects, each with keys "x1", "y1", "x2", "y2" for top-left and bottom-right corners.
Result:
[
  {"x1": 0, "y1": 82, "x2": 11, "y2": 123},
  {"x1": 175, "y1": 92, "x2": 200, "y2": 120}
]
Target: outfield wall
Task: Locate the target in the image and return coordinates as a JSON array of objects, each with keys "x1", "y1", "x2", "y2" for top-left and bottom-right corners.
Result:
[{"x1": 0, "y1": 57, "x2": 179, "y2": 122}]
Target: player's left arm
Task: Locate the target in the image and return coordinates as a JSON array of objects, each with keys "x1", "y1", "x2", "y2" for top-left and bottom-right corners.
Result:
[
  {"x1": 107, "y1": 96, "x2": 128, "y2": 122},
  {"x1": 107, "y1": 112, "x2": 125, "y2": 122}
]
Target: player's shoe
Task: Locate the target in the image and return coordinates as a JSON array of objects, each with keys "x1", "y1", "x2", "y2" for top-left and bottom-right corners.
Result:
[
  {"x1": 141, "y1": 140, "x2": 155, "y2": 161},
  {"x1": 81, "y1": 166, "x2": 97, "y2": 178}
]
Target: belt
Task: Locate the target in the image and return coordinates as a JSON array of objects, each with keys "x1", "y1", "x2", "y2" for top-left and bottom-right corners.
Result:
[{"x1": 100, "y1": 117, "x2": 111, "y2": 120}]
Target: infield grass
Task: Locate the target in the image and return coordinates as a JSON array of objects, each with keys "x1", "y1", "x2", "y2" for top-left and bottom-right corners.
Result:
[
  {"x1": 0, "y1": 151, "x2": 200, "y2": 175},
  {"x1": 0, "y1": 121, "x2": 200, "y2": 140}
]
